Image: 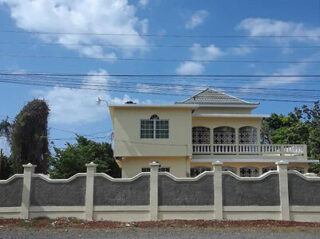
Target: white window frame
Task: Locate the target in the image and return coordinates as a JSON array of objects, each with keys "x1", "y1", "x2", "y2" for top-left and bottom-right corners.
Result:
[{"x1": 140, "y1": 115, "x2": 169, "y2": 139}]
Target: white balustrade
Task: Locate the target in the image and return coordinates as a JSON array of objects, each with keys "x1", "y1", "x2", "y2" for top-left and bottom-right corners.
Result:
[
  {"x1": 192, "y1": 143, "x2": 307, "y2": 157},
  {"x1": 212, "y1": 144, "x2": 237, "y2": 154},
  {"x1": 192, "y1": 144, "x2": 211, "y2": 154}
]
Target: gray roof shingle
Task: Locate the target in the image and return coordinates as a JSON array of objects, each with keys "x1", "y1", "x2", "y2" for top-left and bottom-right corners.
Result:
[{"x1": 176, "y1": 88, "x2": 259, "y2": 106}]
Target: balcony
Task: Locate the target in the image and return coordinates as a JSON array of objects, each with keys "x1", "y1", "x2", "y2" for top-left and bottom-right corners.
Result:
[{"x1": 192, "y1": 144, "x2": 307, "y2": 157}]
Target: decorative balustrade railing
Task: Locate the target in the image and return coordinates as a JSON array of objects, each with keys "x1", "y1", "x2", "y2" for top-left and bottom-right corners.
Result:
[{"x1": 192, "y1": 144, "x2": 307, "y2": 157}]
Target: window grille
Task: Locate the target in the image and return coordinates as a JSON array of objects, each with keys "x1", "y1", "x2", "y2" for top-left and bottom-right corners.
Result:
[
  {"x1": 239, "y1": 126, "x2": 258, "y2": 144},
  {"x1": 141, "y1": 167, "x2": 170, "y2": 173},
  {"x1": 240, "y1": 167, "x2": 259, "y2": 177},
  {"x1": 190, "y1": 167, "x2": 211, "y2": 177},
  {"x1": 288, "y1": 167, "x2": 304, "y2": 174},
  {"x1": 222, "y1": 166, "x2": 237, "y2": 174},
  {"x1": 213, "y1": 127, "x2": 235, "y2": 144},
  {"x1": 192, "y1": 127, "x2": 210, "y2": 144},
  {"x1": 262, "y1": 166, "x2": 277, "y2": 174}
]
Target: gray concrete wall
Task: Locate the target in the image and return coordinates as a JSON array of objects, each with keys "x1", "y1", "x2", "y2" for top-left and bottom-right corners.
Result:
[
  {"x1": 0, "y1": 178, "x2": 23, "y2": 207},
  {"x1": 288, "y1": 174, "x2": 320, "y2": 206},
  {"x1": 30, "y1": 176, "x2": 86, "y2": 206},
  {"x1": 158, "y1": 175, "x2": 214, "y2": 206},
  {"x1": 94, "y1": 175, "x2": 150, "y2": 205},
  {"x1": 222, "y1": 174, "x2": 280, "y2": 206}
]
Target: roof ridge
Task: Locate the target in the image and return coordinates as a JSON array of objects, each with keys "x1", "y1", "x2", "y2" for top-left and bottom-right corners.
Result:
[{"x1": 175, "y1": 87, "x2": 259, "y2": 107}]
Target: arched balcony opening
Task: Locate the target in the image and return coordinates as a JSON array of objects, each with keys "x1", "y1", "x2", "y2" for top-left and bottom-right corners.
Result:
[
  {"x1": 192, "y1": 127, "x2": 211, "y2": 154},
  {"x1": 213, "y1": 126, "x2": 236, "y2": 154},
  {"x1": 238, "y1": 126, "x2": 258, "y2": 154},
  {"x1": 239, "y1": 126, "x2": 258, "y2": 144}
]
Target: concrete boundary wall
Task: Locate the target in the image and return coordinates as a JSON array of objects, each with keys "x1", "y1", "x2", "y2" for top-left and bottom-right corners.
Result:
[{"x1": 0, "y1": 161, "x2": 320, "y2": 222}]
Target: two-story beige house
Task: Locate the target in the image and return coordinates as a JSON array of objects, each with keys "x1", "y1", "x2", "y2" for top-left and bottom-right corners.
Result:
[{"x1": 109, "y1": 88, "x2": 317, "y2": 178}]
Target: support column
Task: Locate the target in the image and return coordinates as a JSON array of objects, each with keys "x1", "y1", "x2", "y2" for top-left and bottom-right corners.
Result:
[
  {"x1": 85, "y1": 162, "x2": 97, "y2": 221},
  {"x1": 276, "y1": 161, "x2": 290, "y2": 221},
  {"x1": 149, "y1": 161, "x2": 159, "y2": 221},
  {"x1": 213, "y1": 161, "x2": 223, "y2": 220},
  {"x1": 235, "y1": 128, "x2": 239, "y2": 155},
  {"x1": 21, "y1": 163, "x2": 36, "y2": 219}
]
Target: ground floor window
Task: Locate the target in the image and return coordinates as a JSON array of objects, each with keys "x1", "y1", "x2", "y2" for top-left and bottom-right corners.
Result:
[
  {"x1": 240, "y1": 167, "x2": 259, "y2": 177},
  {"x1": 262, "y1": 166, "x2": 277, "y2": 174},
  {"x1": 141, "y1": 167, "x2": 170, "y2": 173},
  {"x1": 288, "y1": 167, "x2": 304, "y2": 174},
  {"x1": 222, "y1": 166, "x2": 237, "y2": 174},
  {"x1": 190, "y1": 167, "x2": 211, "y2": 177}
]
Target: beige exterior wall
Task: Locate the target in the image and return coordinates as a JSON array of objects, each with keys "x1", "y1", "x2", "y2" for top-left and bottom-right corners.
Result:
[
  {"x1": 121, "y1": 156, "x2": 190, "y2": 178},
  {"x1": 111, "y1": 107, "x2": 193, "y2": 158}
]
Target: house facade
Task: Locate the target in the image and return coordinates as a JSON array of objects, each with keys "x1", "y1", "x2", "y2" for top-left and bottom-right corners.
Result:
[{"x1": 109, "y1": 88, "x2": 317, "y2": 178}]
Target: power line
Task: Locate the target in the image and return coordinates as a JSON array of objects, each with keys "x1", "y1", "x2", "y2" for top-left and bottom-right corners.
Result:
[
  {"x1": 0, "y1": 77, "x2": 317, "y2": 103},
  {"x1": 2, "y1": 41, "x2": 320, "y2": 49},
  {"x1": 1, "y1": 72, "x2": 320, "y2": 78},
  {"x1": 2, "y1": 29, "x2": 320, "y2": 39},
  {"x1": 2, "y1": 74, "x2": 320, "y2": 98},
  {"x1": 4, "y1": 75, "x2": 319, "y2": 98},
  {"x1": 1, "y1": 54, "x2": 320, "y2": 64}
]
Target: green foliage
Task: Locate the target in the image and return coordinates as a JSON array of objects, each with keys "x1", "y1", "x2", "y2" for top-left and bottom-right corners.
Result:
[
  {"x1": 0, "y1": 118, "x2": 12, "y2": 141},
  {"x1": 262, "y1": 102, "x2": 320, "y2": 174},
  {"x1": 10, "y1": 99, "x2": 50, "y2": 174},
  {"x1": 49, "y1": 136, "x2": 121, "y2": 179},
  {"x1": 0, "y1": 150, "x2": 12, "y2": 180}
]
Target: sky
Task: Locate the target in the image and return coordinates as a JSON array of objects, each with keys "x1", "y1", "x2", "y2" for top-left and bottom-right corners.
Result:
[{"x1": 0, "y1": 0, "x2": 320, "y2": 153}]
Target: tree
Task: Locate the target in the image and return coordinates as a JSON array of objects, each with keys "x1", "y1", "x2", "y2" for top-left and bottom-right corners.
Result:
[
  {"x1": 0, "y1": 149, "x2": 12, "y2": 180},
  {"x1": 49, "y1": 136, "x2": 121, "y2": 179},
  {"x1": 262, "y1": 102, "x2": 320, "y2": 174},
  {"x1": 10, "y1": 99, "x2": 50, "y2": 174}
]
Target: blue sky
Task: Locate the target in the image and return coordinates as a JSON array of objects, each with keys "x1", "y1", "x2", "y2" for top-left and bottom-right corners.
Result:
[{"x1": 0, "y1": 0, "x2": 320, "y2": 153}]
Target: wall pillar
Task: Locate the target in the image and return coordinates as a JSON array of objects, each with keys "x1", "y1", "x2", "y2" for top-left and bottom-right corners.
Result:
[
  {"x1": 149, "y1": 161, "x2": 159, "y2": 221},
  {"x1": 85, "y1": 162, "x2": 97, "y2": 221},
  {"x1": 213, "y1": 161, "x2": 223, "y2": 220},
  {"x1": 21, "y1": 163, "x2": 36, "y2": 219},
  {"x1": 276, "y1": 160, "x2": 290, "y2": 221}
]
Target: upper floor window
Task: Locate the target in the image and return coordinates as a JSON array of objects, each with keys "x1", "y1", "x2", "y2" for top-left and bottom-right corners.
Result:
[
  {"x1": 239, "y1": 126, "x2": 258, "y2": 144},
  {"x1": 192, "y1": 127, "x2": 210, "y2": 144},
  {"x1": 214, "y1": 126, "x2": 235, "y2": 144},
  {"x1": 140, "y1": 114, "x2": 169, "y2": 139}
]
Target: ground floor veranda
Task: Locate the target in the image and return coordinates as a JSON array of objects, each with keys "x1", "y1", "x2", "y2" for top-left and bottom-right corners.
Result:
[{"x1": 117, "y1": 156, "x2": 313, "y2": 178}]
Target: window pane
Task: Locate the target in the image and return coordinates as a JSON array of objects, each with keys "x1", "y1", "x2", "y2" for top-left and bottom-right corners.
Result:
[
  {"x1": 141, "y1": 120, "x2": 154, "y2": 138},
  {"x1": 156, "y1": 120, "x2": 169, "y2": 138}
]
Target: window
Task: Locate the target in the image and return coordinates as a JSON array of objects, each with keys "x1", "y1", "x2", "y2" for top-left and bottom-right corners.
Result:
[
  {"x1": 141, "y1": 167, "x2": 170, "y2": 173},
  {"x1": 262, "y1": 166, "x2": 277, "y2": 174},
  {"x1": 214, "y1": 127, "x2": 235, "y2": 144},
  {"x1": 239, "y1": 126, "x2": 258, "y2": 144},
  {"x1": 140, "y1": 114, "x2": 169, "y2": 139},
  {"x1": 288, "y1": 167, "x2": 304, "y2": 174},
  {"x1": 222, "y1": 166, "x2": 237, "y2": 174},
  {"x1": 240, "y1": 167, "x2": 259, "y2": 177},
  {"x1": 192, "y1": 127, "x2": 210, "y2": 144},
  {"x1": 190, "y1": 167, "x2": 211, "y2": 177}
]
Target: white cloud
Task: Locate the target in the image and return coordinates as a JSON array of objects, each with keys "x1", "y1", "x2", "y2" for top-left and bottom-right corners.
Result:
[
  {"x1": 185, "y1": 10, "x2": 208, "y2": 29},
  {"x1": 176, "y1": 61, "x2": 204, "y2": 75},
  {"x1": 0, "y1": 0, "x2": 148, "y2": 58},
  {"x1": 237, "y1": 18, "x2": 320, "y2": 43},
  {"x1": 228, "y1": 46, "x2": 251, "y2": 56},
  {"x1": 138, "y1": 0, "x2": 149, "y2": 8},
  {"x1": 176, "y1": 43, "x2": 223, "y2": 74},
  {"x1": 33, "y1": 69, "x2": 148, "y2": 124},
  {"x1": 190, "y1": 43, "x2": 224, "y2": 60}
]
